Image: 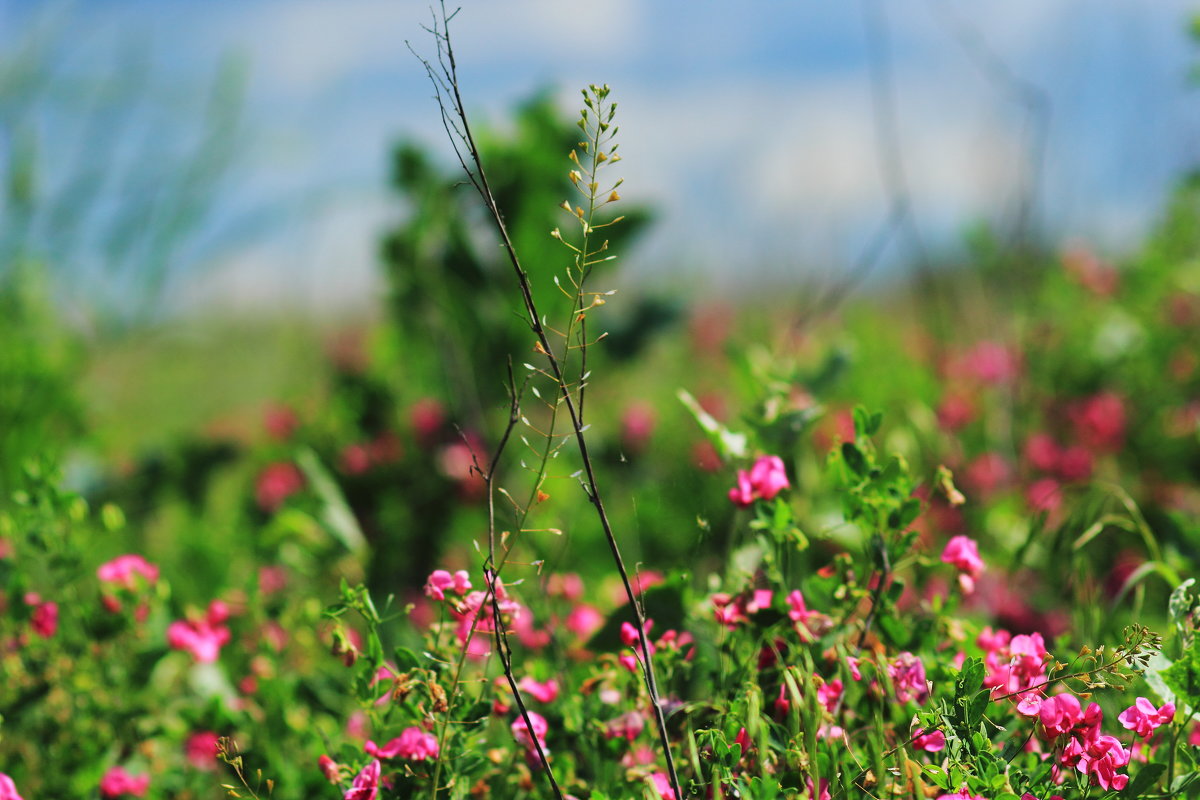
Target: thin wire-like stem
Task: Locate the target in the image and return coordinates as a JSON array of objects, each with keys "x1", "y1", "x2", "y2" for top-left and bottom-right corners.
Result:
[{"x1": 410, "y1": 6, "x2": 683, "y2": 798}]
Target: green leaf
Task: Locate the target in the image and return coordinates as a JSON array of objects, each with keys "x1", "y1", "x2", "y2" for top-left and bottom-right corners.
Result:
[
  {"x1": 677, "y1": 388, "x2": 747, "y2": 460},
  {"x1": 841, "y1": 442, "x2": 867, "y2": 477},
  {"x1": 296, "y1": 447, "x2": 368, "y2": 554},
  {"x1": 1160, "y1": 638, "x2": 1200, "y2": 713},
  {"x1": 1122, "y1": 763, "x2": 1165, "y2": 797}
]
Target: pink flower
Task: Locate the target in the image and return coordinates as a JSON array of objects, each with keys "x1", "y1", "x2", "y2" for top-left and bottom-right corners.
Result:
[
  {"x1": 940, "y1": 536, "x2": 985, "y2": 593},
  {"x1": 912, "y1": 728, "x2": 946, "y2": 752},
  {"x1": 604, "y1": 711, "x2": 645, "y2": 741},
  {"x1": 1070, "y1": 392, "x2": 1126, "y2": 452},
  {"x1": 263, "y1": 403, "x2": 299, "y2": 440},
  {"x1": 564, "y1": 605, "x2": 604, "y2": 640},
  {"x1": 318, "y1": 755, "x2": 340, "y2": 783},
  {"x1": 512, "y1": 711, "x2": 550, "y2": 754},
  {"x1": 343, "y1": 759, "x2": 380, "y2": 800},
  {"x1": 966, "y1": 341, "x2": 1020, "y2": 384},
  {"x1": 1038, "y1": 693, "x2": 1083, "y2": 739},
  {"x1": 964, "y1": 453, "x2": 1011, "y2": 498},
  {"x1": 167, "y1": 601, "x2": 232, "y2": 663},
  {"x1": 99, "y1": 766, "x2": 150, "y2": 798},
  {"x1": 817, "y1": 678, "x2": 843, "y2": 713},
  {"x1": 0, "y1": 774, "x2": 25, "y2": 800},
  {"x1": 517, "y1": 676, "x2": 560, "y2": 703},
  {"x1": 648, "y1": 772, "x2": 676, "y2": 800},
  {"x1": 1118, "y1": 697, "x2": 1175, "y2": 739},
  {"x1": 423, "y1": 569, "x2": 472, "y2": 601},
  {"x1": 728, "y1": 455, "x2": 790, "y2": 506},
  {"x1": 936, "y1": 788, "x2": 986, "y2": 800},
  {"x1": 1024, "y1": 433, "x2": 1062, "y2": 473},
  {"x1": 807, "y1": 777, "x2": 831, "y2": 800},
  {"x1": 937, "y1": 392, "x2": 975, "y2": 431},
  {"x1": 889, "y1": 652, "x2": 929, "y2": 705},
  {"x1": 1026, "y1": 478, "x2": 1062, "y2": 513},
  {"x1": 365, "y1": 726, "x2": 439, "y2": 760},
  {"x1": 25, "y1": 595, "x2": 57, "y2": 638},
  {"x1": 1055, "y1": 446, "x2": 1093, "y2": 482},
  {"x1": 255, "y1": 462, "x2": 304, "y2": 512},
  {"x1": 97, "y1": 554, "x2": 160, "y2": 590},
  {"x1": 621, "y1": 403, "x2": 656, "y2": 453},
  {"x1": 185, "y1": 730, "x2": 221, "y2": 770}
]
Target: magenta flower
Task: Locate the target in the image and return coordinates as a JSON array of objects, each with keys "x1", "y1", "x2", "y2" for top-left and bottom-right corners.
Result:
[
  {"x1": 648, "y1": 771, "x2": 676, "y2": 800},
  {"x1": 889, "y1": 652, "x2": 929, "y2": 705},
  {"x1": 365, "y1": 726, "x2": 439, "y2": 760},
  {"x1": 511, "y1": 711, "x2": 550, "y2": 754},
  {"x1": 604, "y1": 711, "x2": 645, "y2": 741},
  {"x1": 167, "y1": 601, "x2": 232, "y2": 663},
  {"x1": 97, "y1": 554, "x2": 160, "y2": 590},
  {"x1": 0, "y1": 773, "x2": 25, "y2": 800},
  {"x1": 185, "y1": 730, "x2": 221, "y2": 770},
  {"x1": 912, "y1": 727, "x2": 946, "y2": 752},
  {"x1": 318, "y1": 754, "x2": 340, "y2": 783},
  {"x1": 1038, "y1": 693, "x2": 1083, "y2": 739},
  {"x1": 99, "y1": 766, "x2": 150, "y2": 798},
  {"x1": 940, "y1": 535, "x2": 985, "y2": 593},
  {"x1": 1118, "y1": 697, "x2": 1175, "y2": 739},
  {"x1": 423, "y1": 569, "x2": 472, "y2": 601},
  {"x1": 517, "y1": 676, "x2": 560, "y2": 703},
  {"x1": 255, "y1": 461, "x2": 305, "y2": 512},
  {"x1": 936, "y1": 788, "x2": 987, "y2": 800},
  {"x1": 343, "y1": 759, "x2": 380, "y2": 800},
  {"x1": 25, "y1": 594, "x2": 58, "y2": 639},
  {"x1": 728, "y1": 455, "x2": 790, "y2": 507}
]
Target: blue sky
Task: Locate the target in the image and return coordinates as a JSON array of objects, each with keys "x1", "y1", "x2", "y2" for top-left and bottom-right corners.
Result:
[{"x1": 2, "y1": 0, "x2": 1198, "y2": 314}]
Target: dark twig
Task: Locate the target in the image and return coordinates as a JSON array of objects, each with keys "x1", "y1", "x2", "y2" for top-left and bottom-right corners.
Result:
[{"x1": 410, "y1": 5, "x2": 683, "y2": 799}]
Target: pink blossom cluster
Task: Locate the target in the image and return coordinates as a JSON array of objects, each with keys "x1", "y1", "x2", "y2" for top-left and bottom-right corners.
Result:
[
  {"x1": 97, "y1": 553, "x2": 159, "y2": 617},
  {"x1": 99, "y1": 766, "x2": 150, "y2": 798},
  {"x1": 978, "y1": 627, "x2": 1050, "y2": 704},
  {"x1": 617, "y1": 620, "x2": 693, "y2": 673},
  {"x1": 343, "y1": 759, "x2": 381, "y2": 800},
  {"x1": 450, "y1": 577, "x2": 524, "y2": 659},
  {"x1": 711, "y1": 588, "x2": 772, "y2": 629},
  {"x1": 888, "y1": 652, "x2": 929, "y2": 705},
  {"x1": 511, "y1": 710, "x2": 550, "y2": 758},
  {"x1": 0, "y1": 773, "x2": 24, "y2": 800},
  {"x1": 1117, "y1": 697, "x2": 1175, "y2": 739},
  {"x1": 167, "y1": 600, "x2": 232, "y2": 663},
  {"x1": 423, "y1": 569, "x2": 472, "y2": 601},
  {"x1": 940, "y1": 535, "x2": 985, "y2": 594},
  {"x1": 255, "y1": 461, "x2": 305, "y2": 512},
  {"x1": 24, "y1": 593, "x2": 57, "y2": 639},
  {"x1": 1029, "y1": 692, "x2": 1134, "y2": 790},
  {"x1": 728, "y1": 455, "x2": 790, "y2": 507},
  {"x1": 365, "y1": 726, "x2": 439, "y2": 760}
]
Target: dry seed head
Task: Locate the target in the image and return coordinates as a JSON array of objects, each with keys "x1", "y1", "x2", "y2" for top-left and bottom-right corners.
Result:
[
  {"x1": 608, "y1": 191, "x2": 620, "y2": 202},
  {"x1": 569, "y1": 170, "x2": 581, "y2": 185}
]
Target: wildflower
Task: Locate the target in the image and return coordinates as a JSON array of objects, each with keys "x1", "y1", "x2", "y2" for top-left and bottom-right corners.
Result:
[
  {"x1": 564, "y1": 604, "x2": 605, "y2": 640},
  {"x1": 965, "y1": 341, "x2": 1020, "y2": 384},
  {"x1": 912, "y1": 727, "x2": 946, "y2": 752},
  {"x1": 728, "y1": 455, "x2": 790, "y2": 507},
  {"x1": 1117, "y1": 697, "x2": 1175, "y2": 739},
  {"x1": 25, "y1": 594, "x2": 57, "y2": 639},
  {"x1": 185, "y1": 730, "x2": 221, "y2": 770},
  {"x1": 517, "y1": 676, "x2": 560, "y2": 703},
  {"x1": 318, "y1": 754, "x2": 341, "y2": 783},
  {"x1": 964, "y1": 453, "x2": 1011, "y2": 498},
  {"x1": 604, "y1": 711, "x2": 645, "y2": 741},
  {"x1": 97, "y1": 554, "x2": 160, "y2": 590},
  {"x1": 0, "y1": 774, "x2": 24, "y2": 800},
  {"x1": 1070, "y1": 392, "x2": 1126, "y2": 452},
  {"x1": 817, "y1": 678, "x2": 843, "y2": 713},
  {"x1": 889, "y1": 652, "x2": 929, "y2": 705},
  {"x1": 1023, "y1": 433, "x2": 1062, "y2": 473},
  {"x1": 1038, "y1": 694, "x2": 1082, "y2": 739},
  {"x1": 99, "y1": 766, "x2": 150, "y2": 798},
  {"x1": 255, "y1": 461, "x2": 304, "y2": 512},
  {"x1": 807, "y1": 778, "x2": 831, "y2": 800},
  {"x1": 1026, "y1": 478, "x2": 1062, "y2": 513},
  {"x1": 941, "y1": 535, "x2": 985, "y2": 594},
  {"x1": 648, "y1": 772, "x2": 676, "y2": 800},
  {"x1": 424, "y1": 569, "x2": 472, "y2": 601},
  {"x1": 365, "y1": 726, "x2": 439, "y2": 760},
  {"x1": 343, "y1": 759, "x2": 381, "y2": 800},
  {"x1": 167, "y1": 601, "x2": 232, "y2": 663},
  {"x1": 936, "y1": 788, "x2": 987, "y2": 800},
  {"x1": 937, "y1": 392, "x2": 975, "y2": 431},
  {"x1": 845, "y1": 655, "x2": 862, "y2": 681},
  {"x1": 263, "y1": 403, "x2": 298, "y2": 440},
  {"x1": 511, "y1": 711, "x2": 550, "y2": 755}
]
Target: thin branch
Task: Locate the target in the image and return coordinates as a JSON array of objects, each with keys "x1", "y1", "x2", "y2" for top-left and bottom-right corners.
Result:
[{"x1": 411, "y1": 6, "x2": 683, "y2": 798}]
